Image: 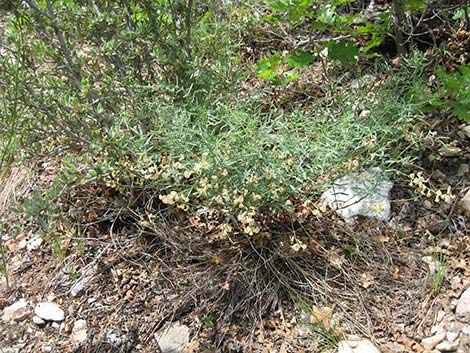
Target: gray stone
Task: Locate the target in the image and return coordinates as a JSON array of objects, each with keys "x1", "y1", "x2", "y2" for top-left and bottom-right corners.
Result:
[
  {"x1": 155, "y1": 322, "x2": 190, "y2": 353},
  {"x1": 71, "y1": 319, "x2": 88, "y2": 345},
  {"x1": 438, "y1": 145, "x2": 461, "y2": 157},
  {"x1": 435, "y1": 341, "x2": 458, "y2": 352},
  {"x1": 32, "y1": 315, "x2": 46, "y2": 326},
  {"x1": 459, "y1": 190, "x2": 470, "y2": 213},
  {"x1": 2, "y1": 299, "x2": 29, "y2": 322},
  {"x1": 422, "y1": 332, "x2": 446, "y2": 350},
  {"x1": 338, "y1": 338, "x2": 381, "y2": 353},
  {"x1": 321, "y1": 168, "x2": 393, "y2": 223},
  {"x1": 457, "y1": 164, "x2": 469, "y2": 176},
  {"x1": 70, "y1": 275, "x2": 93, "y2": 297},
  {"x1": 34, "y1": 302, "x2": 65, "y2": 322},
  {"x1": 456, "y1": 287, "x2": 470, "y2": 321},
  {"x1": 432, "y1": 170, "x2": 447, "y2": 181}
]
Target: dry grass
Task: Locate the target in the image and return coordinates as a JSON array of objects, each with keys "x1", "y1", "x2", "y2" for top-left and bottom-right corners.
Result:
[
  {"x1": 0, "y1": 166, "x2": 33, "y2": 216},
  {"x1": 58, "y1": 179, "x2": 431, "y2": 351}
]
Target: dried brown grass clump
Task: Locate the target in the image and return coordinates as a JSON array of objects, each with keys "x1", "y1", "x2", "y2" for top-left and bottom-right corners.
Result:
[
  {"x1": 62, "y1": 178, "x2": 430, "y2": 350},
  {"x1": 0, "y1": 166, "x2": 32, "y2": 216}
]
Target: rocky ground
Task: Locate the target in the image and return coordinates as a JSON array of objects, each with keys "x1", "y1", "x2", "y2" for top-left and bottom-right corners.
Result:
[{"x1": 0, "y1": 117, "x2": 469, "y2": 353}]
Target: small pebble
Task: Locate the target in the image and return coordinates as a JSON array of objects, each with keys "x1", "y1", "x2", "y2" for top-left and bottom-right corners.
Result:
[
  {"x1": 432, "y1": 170, "x2": 446, "y2": 180},
  {"x1": 437, "y1": 310, "x2": 446, "y2": 322},
  {"x1": 71, "y1": 319, "x2": 88, "y2": 345},
  {"x1": 450, "y1": 299, "x2": 458, "y2": 311},
  {"x1": 32, "y1": 315, "x2": 46, "y2": 326},
  {"x1": 438, "y1": 145, "x2": 461, "y2": 157},
  {"x1": 359, "y1": 110, "x2": 371, "y2": 120},
  {"x1": 457, "y1": 164, "x2": 469, "y2": 176},
  {"x1": 41, "y1": 345, "x2": 52, "y2": 353}
]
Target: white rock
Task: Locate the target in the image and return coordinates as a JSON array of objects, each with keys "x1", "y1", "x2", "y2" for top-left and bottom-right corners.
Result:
[
  {"x1": 32, "y1": 315, "x2": 46, "y2": 326},
  {"x1": 2, "y1": 299, "x2": 29, "y2": 322},
  {"x1": 446, "y1": 331, "x2": 459, "y2": 342},
  {"x1": 18, "y1": 239, "x2": 28, "y2": 249},
  {"x1": 71, "y1": 319, "x2": 88, "y2": 345},
  {"x1": 431, "y1": 324, "x2": 445, "y2": 335},
  {"x1": 435, "y1": 341, "x2": 459, "y2": 352},
  {"x1": 26, "y1": 236, "x2": 43, "y2": 251},
  {"x1": 421, "y1": 331, "x2": 446, "y2": 350},
  {"x1": 155, "y1": 322, "x2": 190, "y2": 353},
  {"x1": 338, "y1": 338, "x2": 381, "y2": 353},
  {"x1": 321, "y1": 168, "x2": 393, "y2": 223},
  {"x1": 456, "y1": 287, "x2": 470, "y2": 320},
  {"x1": 34, "y1": 302, "x2": 65, "y2": 322},
  {"x1": 41, "y1": 345, "x2": 52, "y2": 353}
]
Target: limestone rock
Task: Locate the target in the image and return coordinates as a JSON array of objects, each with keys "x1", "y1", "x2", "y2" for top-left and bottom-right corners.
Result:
[
  {"x1": 155, "y1": 322, "x2": 190, "y2": 353},
  {"x1": 421, "y1": 332, "x2": 446, "y2": 350},
  {"x1": 435, "y1": 341, "x2": 459, "y2": 352},
  {"x1": 26, "y1": 236, "x2": 43, "y2": 251},
  {"x1": 71, "y1": 319, "x2": 88, "y2": 345},
  {"x1": 321, "y1": 168, "x2": 393, "y2": 223},
  {"x1": 32, "y1": 315, "x2": 46, "y2": 326},
  {"x1": 338, "y1": 337, "x2": 381, "y2": 353},
  {"x1": 2, "y1": 299, "x2": 29, "y2": 322},
  {"x1": 456, "y1": 287, "x2": 470, "y2": 321},
  {"x1": 34, "y1": 302, "x2": 65, "y2": 322}
]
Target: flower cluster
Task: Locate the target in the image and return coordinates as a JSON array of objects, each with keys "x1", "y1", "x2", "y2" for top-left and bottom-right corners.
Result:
[
  {"x1": 408, "y1": 172, "x2": 454, "y2": 203},
  {"x1": 237, "y1": 209, "x2": 261, "y2": 235},
  {"x1": 159, "y1": 190, "x2": 190, "y2": 210}
]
